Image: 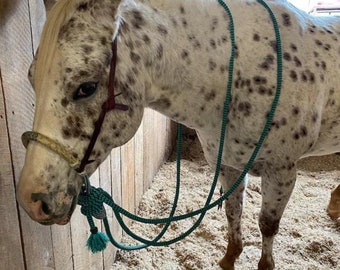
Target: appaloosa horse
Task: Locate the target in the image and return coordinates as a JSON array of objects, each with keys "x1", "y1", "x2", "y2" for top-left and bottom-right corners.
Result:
[{"x1": 17, "y1": 0, "x2": 340, "y2": 269}]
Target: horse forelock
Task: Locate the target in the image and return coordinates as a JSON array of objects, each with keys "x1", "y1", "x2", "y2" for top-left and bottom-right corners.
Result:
[{"x1": 34, "y1": 0, "x2": 80, "y2": 92}]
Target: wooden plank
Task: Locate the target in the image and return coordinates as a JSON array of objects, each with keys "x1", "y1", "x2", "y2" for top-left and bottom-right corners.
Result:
[
  {"x1": 71, "y1": 169, "x2": 103, "y2": 270},
  {"x1": 51, "y1": 225, "x2": 73, "y2": 270},
  {"x1": 143, "y1": 109, "x2": 153, "y2": 192},
  {"x1": 151, "y1": 111, "x2": 158, "y2": 180},
  {"x1": 0, "y1": 0, "x2": 35, "y2": 179},
  {"x1": 157, "y1": 114, "x2": 167, "y2": 168},
  {"x1": 134, "y1": 119, "x2": 144, "y2": 207},
  {"x1": 0, "y1": 0, "x2": 56, "y2": 269},
  {"x1": 167, "y1": 119, "x2": 177, "y2": 158},
  {"x1": 0, "y1": 69, "x2": 25, "y2": 270},
  {"x1": 110, "y1": 148, "x2": 122, "y2": 256},
  {"x1": 121, "y1": 139, "x2": 135, "y2": 223},
  {"x1": 156, "y1": 115, "x2": 163, "y2": 168},
  {"x1": 88, "y1": 169, "x2": 104, "y2": 270},
  {"x1": 28, "y1": 0, "x2": 46, "y2": 50},
  {"x1": 99, "y1": 156, "x2": 115, "y2": 269}
]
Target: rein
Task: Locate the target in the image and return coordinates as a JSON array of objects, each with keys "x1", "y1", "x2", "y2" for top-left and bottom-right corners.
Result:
[{"x1": 21, "y1": 0, "x2": 282, "y2": 253}]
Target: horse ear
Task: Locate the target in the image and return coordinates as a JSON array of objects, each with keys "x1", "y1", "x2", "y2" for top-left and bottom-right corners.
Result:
[{"x1": 43, "y1": 0, "x2": 56, "y2": 12}]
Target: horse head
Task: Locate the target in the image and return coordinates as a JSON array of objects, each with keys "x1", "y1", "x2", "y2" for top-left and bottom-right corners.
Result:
[{"x1": 17, "y1": 0, "x2": 145, "y2": 225}]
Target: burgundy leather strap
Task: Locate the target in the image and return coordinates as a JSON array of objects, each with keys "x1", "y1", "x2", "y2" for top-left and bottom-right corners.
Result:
[{"x1": 76, "y1": 39, "x2": 129, "y2": 174}]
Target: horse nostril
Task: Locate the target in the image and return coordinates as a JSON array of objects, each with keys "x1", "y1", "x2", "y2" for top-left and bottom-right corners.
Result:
[
  {"x1": 41, "y1": 200, "x2": 52, "y2": 215},
  {"x1": 31, "y1": 193, "x2": 53, "y2": 216}
]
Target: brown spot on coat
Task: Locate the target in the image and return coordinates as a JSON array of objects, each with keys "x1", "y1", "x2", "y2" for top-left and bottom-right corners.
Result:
[
  {"x1": 315, "y1": 39, "x2": 323, "y2": 46},
  {"x1": 290, "y1": 44, "x2": 297, "y2": 52},
  {"x1": 293, "y1": 56, "x2": 302, "y2": 67},
  {"x1": 181, "y1": 50, "x2": 189, "y2": 59},
  {"x1": 300, "y1": 126, "x2": 308, "y2": 137},
  {"x1": 209, "y1": 59, "x2": 217, "y2": 71},
  {"x1": 62, "y1": 127, "x2": 71, "y2": 139},
  {"x1": 157, "y1": 25, "x2": 168, "y2": 35},
  {"x1": 179, "y1": 5, "x2": 185, "y2": 14},
  {"x1": 77, "y1": 2, "x2": 88, "y2": 12},
  {"x1": 158, "y1": 97, "x2": 171, "y2": 108},
  {"x1": 130, "y1": 52, "x2": 141, "y2": 64},
  {"x1": 270, "y1": 40, "x2": 277, "y2": 52},
  {"x1": 142, "y1": 34, "x2": 150, "y2": 44},
  {"x1": 253, "y1": 76, "x2": 267, "y2": 85},
  {"x1": 281, "y1": 13, "x2": 291, "y2": 27},
  {"x1": 131, "y1": 10, "x2": 145, "y2": 29},
  {"x1": 283, "y1": 52, "x2": 291, "y2": 61},
  {"x1": 211, "y1": 17, "x2": 218, "y2": 31},
  {"x1": 292, "y1": 106, "x2": 300, "y2": 116},
  {"x1": 210, "y1": 39, "x2": 217, "y2": 49},
  {"x1": 81, "y1": 45, "x2": 93, "y2": 54},
  {"x1": 290, "y1": 70, "x2": 298, "y2": 82},
  {"x1": 61, "y1": 98, "x2": 69, "y2": 107},
  {"x1": 238, "y1": 102, "x2": 252, "y2": 116},
  {"x1": 205, "y1": 90, "x2": 216, "y2": 101},
  {"x1": 156, "y1": 44, "x2": 163, "y2": 59},
  {"x1": 259, "y1": 54, "x2": 274, "y2": 70}
]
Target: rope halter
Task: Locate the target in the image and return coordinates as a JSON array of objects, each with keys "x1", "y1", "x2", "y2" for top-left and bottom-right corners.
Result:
[{"x1": 22, "y1": 38, "x2": 129, "y2": 177}]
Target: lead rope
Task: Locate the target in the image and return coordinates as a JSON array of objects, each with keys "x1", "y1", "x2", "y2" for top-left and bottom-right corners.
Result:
[{"x1": 78, "y1": 0, "x2": 283, "y2": 252}]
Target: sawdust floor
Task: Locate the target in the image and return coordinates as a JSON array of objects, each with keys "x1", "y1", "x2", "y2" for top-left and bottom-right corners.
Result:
[{"x1": 112, "y1": 134, "x2": 340, "y2": 270}]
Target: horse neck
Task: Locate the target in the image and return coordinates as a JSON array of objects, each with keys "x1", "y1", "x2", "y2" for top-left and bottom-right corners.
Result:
[{"x1": 116, "y1": 0, "x2": 229, "y2": 129}]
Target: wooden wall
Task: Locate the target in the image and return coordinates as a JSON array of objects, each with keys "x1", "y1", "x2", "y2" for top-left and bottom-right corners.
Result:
[{"x1": 0, "y1": 1, "x2": 175, "y2": 269}]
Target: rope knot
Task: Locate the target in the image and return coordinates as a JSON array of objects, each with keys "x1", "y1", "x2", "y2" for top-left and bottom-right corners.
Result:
[
  {"x1": 78, "y1": 186, "x2": 107, "y2": 219},
  {"x1": 102, "y1": 99, "x2": 129, "y2": 112}
]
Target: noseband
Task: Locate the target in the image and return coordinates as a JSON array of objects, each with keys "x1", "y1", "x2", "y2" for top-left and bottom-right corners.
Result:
[{"x1": 22, "y1": 38, "x2": 129, "y2": 176}]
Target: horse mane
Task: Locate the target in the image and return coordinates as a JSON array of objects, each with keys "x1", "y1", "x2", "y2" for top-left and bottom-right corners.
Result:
[{"x1": 34, "y1": 0, "x2": 78, "y2": 92}]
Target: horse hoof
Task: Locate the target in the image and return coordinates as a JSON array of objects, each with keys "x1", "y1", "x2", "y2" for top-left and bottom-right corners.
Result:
[
  {"x1": 218, "y1": 258, "x2": 235, "y2": 270},
  {"x1": 327, "y1": 188, "x2": 340, "y2": 220},
  {"x1": 327, "y1": 207, "x2": 340, "y2": 220}
]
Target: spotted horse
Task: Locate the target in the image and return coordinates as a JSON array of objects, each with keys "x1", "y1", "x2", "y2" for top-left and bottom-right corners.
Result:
[{"x1": 17, "y1": 0, "x2": 340, "y2": 269}]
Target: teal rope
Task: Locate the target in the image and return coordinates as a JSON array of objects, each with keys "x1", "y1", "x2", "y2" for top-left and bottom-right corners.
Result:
[
  {"x1": 103, "y1": 126, "x2": 184, "y2": 250},
  {"x1": 108, "y1": 0, "x2": 237, "y2": 248},
  {"x1": 99, "y1": 0, "x2": 235, "y2": 249},
  {"x1": 78, "y1": 0, "x2": 283, "y2": 251}
]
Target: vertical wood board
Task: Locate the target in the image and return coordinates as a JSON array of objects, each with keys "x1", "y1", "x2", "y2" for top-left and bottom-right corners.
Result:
[
  {"x1": 99, "y1": 157, "x2": 115, "y2": 269},
  {"x1": 134, "y1": 119, "x2": 144, "y2": 207},
  {"x1": 0, "y1": 0, "x2": 55, "y2": 269},
  {"x1": 0, "y1": 69, "x2": 25, "y2": 270},
  {"x1": 121, "y1": 139, "x2": 135, "y2": 224},
  {"x1": 110, "y1": 148, "x2": 123, "y2": 254}
]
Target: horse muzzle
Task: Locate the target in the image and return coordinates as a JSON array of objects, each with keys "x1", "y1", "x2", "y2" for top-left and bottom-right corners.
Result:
[{"x1": 17, "y1": 182, "x2": 79, "y2": 225}]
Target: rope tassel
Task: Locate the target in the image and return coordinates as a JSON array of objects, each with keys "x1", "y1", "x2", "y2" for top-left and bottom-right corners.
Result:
[
  {"x1": 78, "y1": 185, "x2": 110, "y2": 253},
  {"x1": 86, "y1": 225, "x2": 109, "y2": 253}
]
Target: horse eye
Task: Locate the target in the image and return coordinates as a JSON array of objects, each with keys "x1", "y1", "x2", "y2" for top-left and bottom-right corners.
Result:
[{"x1": 73, "y1": 82, "x2": 98, "y2": 100}]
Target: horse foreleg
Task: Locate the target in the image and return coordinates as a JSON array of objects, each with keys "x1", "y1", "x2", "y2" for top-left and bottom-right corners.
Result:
[
  {"x1": 218, "y1": 166, "x2": 246, "y2": 270},
  {"x1": 258, "y1": 165, "x2": 297, "y2": 270},
  {"x1": 327, "y1": 184, "x2": 340, "y2": 220}
]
